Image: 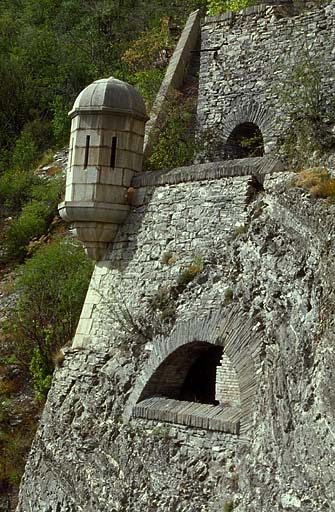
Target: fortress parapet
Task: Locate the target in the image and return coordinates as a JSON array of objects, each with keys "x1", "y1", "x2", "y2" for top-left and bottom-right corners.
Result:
[{"x1": 58, "y1": 77, "x2": 148, "y2": 260}]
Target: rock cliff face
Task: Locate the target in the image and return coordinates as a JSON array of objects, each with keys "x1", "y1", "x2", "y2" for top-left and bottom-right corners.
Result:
[{"x1": 17, "y1": 163, "x2": 335, "y2": 511}]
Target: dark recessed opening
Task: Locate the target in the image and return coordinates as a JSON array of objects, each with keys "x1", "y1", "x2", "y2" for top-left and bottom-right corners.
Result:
[
  {"x1": 225, "y1": 122, "x2": 264, "y2": 159},
  {"x1": 138, "y1": 341, "x2": 224, "y2": 406},
  {"x1": 110, "y1": 136, "x2": 117, "y2": 169},
  {"x1": 132, "y1": 342, "x2": 242, "y2": 434},
  {"x1": 84, "y1": 135, "x2": 90, "y2": 169},
  {"x1": 179, "y1": 346, "x2": 222, "y2": 404}
]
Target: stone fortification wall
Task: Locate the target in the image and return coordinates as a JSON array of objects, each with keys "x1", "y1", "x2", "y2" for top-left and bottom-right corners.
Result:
[
  {"x1": 72, "y1": 158, "x2": 268, "y2": 350},
  {"x1": 17, "y1": 160, "x2": 335, "y2": 511},
  {"x1": 197, "y1": 1, "x2": 335, "y2": 160}
]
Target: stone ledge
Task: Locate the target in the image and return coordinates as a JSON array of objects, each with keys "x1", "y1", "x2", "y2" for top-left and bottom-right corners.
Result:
[
  {"x1": 132, "y1": 396, "x2": 241, "y2": 434},
  {"x1": 132, "y1": 156, "x2": 284, "y2": 188}
]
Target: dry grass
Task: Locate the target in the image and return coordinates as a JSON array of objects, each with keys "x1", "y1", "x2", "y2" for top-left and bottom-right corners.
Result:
[
  {"x1": 294, "y1": 168, "x2": 335, "y2": 200},
  {"x1": 0, "y1": 378, "x2": 19, "y2": 396},
  {"x1": 53, "y1": 349, "x2": 65, "y2": 368}
]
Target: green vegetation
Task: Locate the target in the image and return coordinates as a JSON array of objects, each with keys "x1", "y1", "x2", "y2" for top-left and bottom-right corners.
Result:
[
  {"x1": 151, "y1": 425, "x2": 171, "y2": 440},
  {"x1": 0, "y1": 350, "x2": 41, "y2": 494},
  {"x1": 0, "y1": 0, "x2": 333, "y2": 505},
  {"x1": 207, "y1": 0, "x2": 255, "y2": 16},
  {"x1": 149, "y1": 285, "x2": 177, "y2": 325},
  {"x1": 234, "y1": 224, "x2": 248, "y2": 237},
  {"x1": 5, "y1": 238, "x2": 93, "y2": 397},
  {"x1": 224, "y1": 288, "x2": 234, "y2": 305},
  {"x1": 0, "y1": 0, "x2": 206, "y2": 176},
  {"x1": 161, "y1": 251, "x2": 176, "y2": 265},
  {"x1": 147, "y1": 256, "x2": 205, "y2": 332},
  {"x1": 278, "y1": 49, "x2": 335, "y2": 169},
  {"x1": 223, "y1": 499, "x2": 234, "y2": 512},
  {"x1": 145, "y1": 90, "x2": 198, "y2": 170},
  {"x1": 2, "y1": 180, "x2": 63, "y2": 263},
  {"x1": 177, "y1": 256, "x2": 204, "y2": 287}
]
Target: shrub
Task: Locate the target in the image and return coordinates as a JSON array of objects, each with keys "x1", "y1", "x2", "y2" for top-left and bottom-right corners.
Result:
[
  {"x1": 130, "y1": 68, "x2": 165, "y2": 111},
  {"x1": 234, "y1": 224, "x2": 248, "y2": 237},
  {"x1": 294, "y1": 168, "x2": 335, "y2": 199},
  {"x1": 6, "y1": 238, "x2": 93, "y2": 395},
  {"x1": 122, "y1": 17, "x2": 172, "y2": 73},
  {"x1": 11, "y1": 119, "x2": 53, "y2": 171},
  {"x1": 1, "y1": 174, "x2": 64, "y2": 262},
  {"x1": 224, "y1": 288, "x2": 234, "y2": 305},
  {"x1": 177, "y1": 256, "x2": 203, "y2": 287},
  {"x1": 277, "y1": 49, "x2": 335, "y2": 168},
  {"x1": 29, "y1": 346, "x2": 53, "y2": 399},
  {"x1": 149, "y1": 285, "x2": 177, "y2": 325},
  {"x1": 145, "y1": 90, "x2": 197, "y2": 170},
  {"x1": 10, "y1": 128, "x2": 38, "y2": 172},
  {"x1": 223, "y1": 499, "x2": 234, "y2": 512},
  {"x1": 161, "y1": 251, "x2": 176, "y2": 265},
  {"x1": 314, "y1": 178, "x2": 335, "y2": 199},
  {"x1": 207, "y1": 0, "x2": 255, "y2": 16},
  {"x1": 0, "y1": 168, "x2": 35, "y2": 216},
  {"x1": 3, "y1": 200, "x2": 52, "y2": 262},
  {"x1": 0, "y1": 416, "x2": 38, "y2": 490},
  {"x1": 0, "y1": 378, "x2": 19, "y2": 396},
  {"x1": 50, "y1": 95, "x2": 72, "y2": 146}
]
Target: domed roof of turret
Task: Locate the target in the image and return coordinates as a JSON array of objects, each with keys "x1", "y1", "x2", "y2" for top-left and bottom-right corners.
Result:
[{"x1": 69, "y1": 77, "x2": 148, "y2": 120}]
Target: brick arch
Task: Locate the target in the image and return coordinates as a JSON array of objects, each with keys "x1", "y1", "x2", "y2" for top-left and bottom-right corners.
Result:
[
  {"x1": 124, "y1": 306, "x2": 263, "y2": 435},
  {"x1": 221, "y1": 100, "x2": 275, "y2": 155}
]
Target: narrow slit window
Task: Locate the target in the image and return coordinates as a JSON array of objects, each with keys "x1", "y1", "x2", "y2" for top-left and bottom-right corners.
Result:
[
  {"x1": 110, "y1": 136, "x2": 117, "y2": 169},
  {"x1": 84, "y1": 135, "x2": 90, "y2": 169}
]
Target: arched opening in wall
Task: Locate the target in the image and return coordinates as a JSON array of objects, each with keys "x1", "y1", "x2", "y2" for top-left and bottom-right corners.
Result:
[
  {"x1": 132, "y1": 341, "x2": 241, "y2": 434},
  {"x1": 224, "y1": 122, "x2": 264, "y2": 159},
  {"x1": 179, "y1": 344, "x2": 222, "y2": 404}
]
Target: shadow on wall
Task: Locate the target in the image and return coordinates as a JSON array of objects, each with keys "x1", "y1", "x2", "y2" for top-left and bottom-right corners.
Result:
[{"x1": 138, "y1": 341, "x2": 224, "y2": 405}]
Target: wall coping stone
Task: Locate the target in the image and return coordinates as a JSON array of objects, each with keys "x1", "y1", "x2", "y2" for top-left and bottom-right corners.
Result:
[{"x1": 132, "y1": 156, "x2": 284, "y2": 188}]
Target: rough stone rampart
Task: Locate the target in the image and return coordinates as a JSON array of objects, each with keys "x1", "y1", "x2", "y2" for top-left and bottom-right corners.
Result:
[
  {"x1": 197, "y1": 1, "x2": 335, "y2": 159},
  {"x1": 17, "y1": 165, "x2": 335, "y2": 511}
]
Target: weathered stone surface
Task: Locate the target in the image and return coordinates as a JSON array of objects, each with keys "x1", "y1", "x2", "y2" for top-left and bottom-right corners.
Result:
[
  {"x1": 197, "y1": 1, "x2": 335, "y2": 161},
  {"x1": 16, "y1": 165, "x2": 335, "y2": 511}
]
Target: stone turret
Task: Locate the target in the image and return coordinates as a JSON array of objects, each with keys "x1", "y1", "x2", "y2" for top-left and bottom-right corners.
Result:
[{"x1": 58, "y1": 77, "x2": 148, "y2": 260}]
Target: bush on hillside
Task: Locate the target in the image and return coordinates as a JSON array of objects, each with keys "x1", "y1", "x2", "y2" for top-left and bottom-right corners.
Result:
[
  {"x1": 1, "y1": 175, "x2": 64, "y2": 263},
  {"x1": 5, "y1": 238, "x2": 93, "y2": 397},
  {"x1": 0, "y1": 169, "x2": 36, "y2": 216},
  {"x1": 11, "y1": 119, "x2": 53, "y2": 171},
  {"x1": 207, "y1": 0, "x2": 255, "y2": 15}
]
